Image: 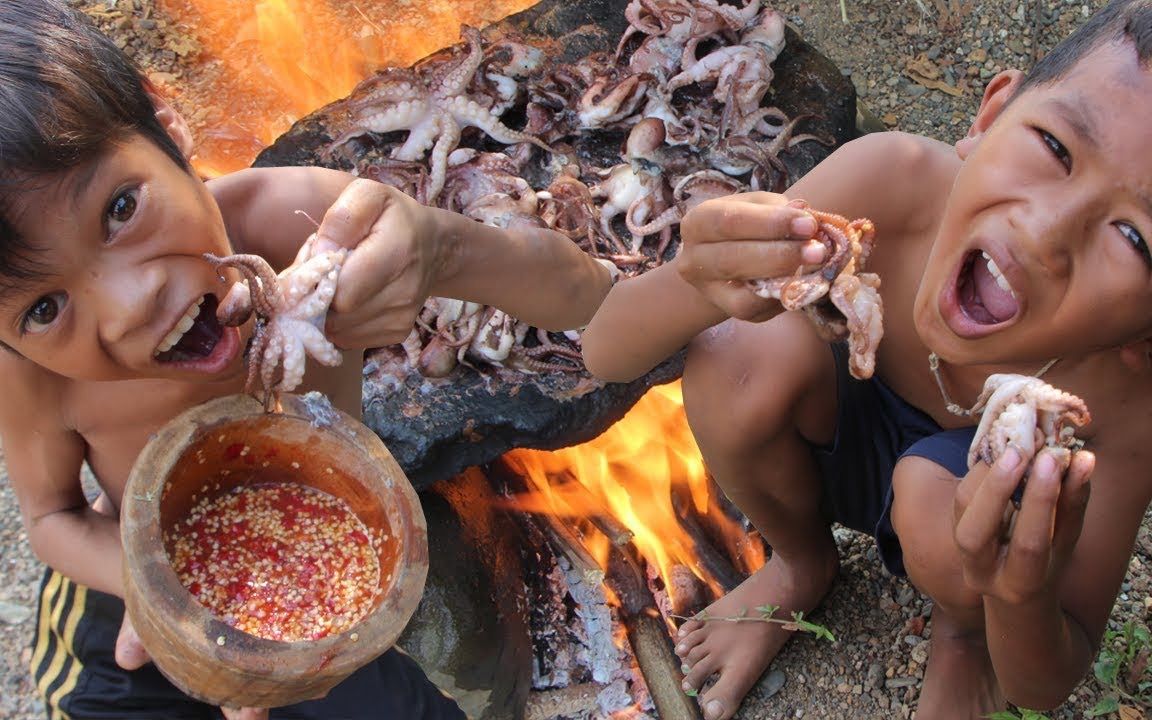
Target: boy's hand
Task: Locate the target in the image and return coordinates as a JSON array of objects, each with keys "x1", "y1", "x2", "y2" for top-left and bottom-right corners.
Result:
[
  {"x1": 117, "y1": 614, "x2": 270, "y2": 719},
  {"x1": 308, "y1": 179, "x2": 445, "y2": 349},
  {"x1": 676, "y1": 192, "x2": 825, "y2": 321},
  {"x1": 952, "y1": 446, "x2": 1094, "y2": 604},
  {"x1": 114, "y1": 612, "x2": 150, "y2": 670},
  {"x1": 221, "y1": 708, "x2": 269, "y2": 720}
]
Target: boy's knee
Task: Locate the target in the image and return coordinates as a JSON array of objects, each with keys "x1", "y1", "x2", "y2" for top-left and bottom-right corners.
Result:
[{"x1": 682, "y1": 315, "x2": 834, "y2": 445}]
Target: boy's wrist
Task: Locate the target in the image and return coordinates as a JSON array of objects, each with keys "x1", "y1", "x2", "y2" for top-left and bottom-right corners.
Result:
[{"x1": 426, "y1": 205, "x2": 464, "y2": 295}]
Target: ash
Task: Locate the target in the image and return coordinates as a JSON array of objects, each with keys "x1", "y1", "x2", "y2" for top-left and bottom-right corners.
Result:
[{"x1": 524, "y1": 527, "x2": 654, "y2": 717}]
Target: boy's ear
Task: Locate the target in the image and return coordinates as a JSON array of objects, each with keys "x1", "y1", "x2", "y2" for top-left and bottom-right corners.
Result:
[
  {"x1": 148, "y1": 92, "x2": 194, "y2": 157},
  {"x1": 956, "y1": 69, "x2": 1024, "y2": 159}
]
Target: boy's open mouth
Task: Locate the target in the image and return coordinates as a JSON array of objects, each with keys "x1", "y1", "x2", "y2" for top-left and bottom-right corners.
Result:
[
  {"x1": 957, "y1": 250, "x2": 1019, "y2": 325},
  {"x1": 153, "y1": 294, "x2": 224, "y2": 363}
]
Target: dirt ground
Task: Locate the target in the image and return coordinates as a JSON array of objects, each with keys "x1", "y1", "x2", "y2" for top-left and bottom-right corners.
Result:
[{"x1": 2, "y1": 1, "x2": 1146, "y2": 719}]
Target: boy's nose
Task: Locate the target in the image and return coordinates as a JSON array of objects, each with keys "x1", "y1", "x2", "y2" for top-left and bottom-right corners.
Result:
[
  {"x1": 96, "y1": 264, "x2": 167, "y2": 344},
  {"x1": 1014, "y1": 201, "x2": 1077, "y2": 279}
]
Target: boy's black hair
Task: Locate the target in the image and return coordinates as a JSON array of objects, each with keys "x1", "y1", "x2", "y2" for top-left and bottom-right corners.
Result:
[
  {"x1": 1018, "y1": 0, "x2": 1152, "y2": 92},
  {"x1": 0, "y1": 0, "x2": 190, "y2": 294}
]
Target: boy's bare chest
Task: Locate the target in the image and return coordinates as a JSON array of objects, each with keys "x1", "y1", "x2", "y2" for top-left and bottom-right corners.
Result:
[
  {"x1": 68, "y1": 362, "x2": 365, "y2": 506},
  {"x1": 68, "y1": 378, "x2": 245, "y2": 504}
]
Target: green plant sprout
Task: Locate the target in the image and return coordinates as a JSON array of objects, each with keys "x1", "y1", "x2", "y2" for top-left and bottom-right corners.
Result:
[{"x1": 673, "y1": 604, "x2": 836, "y2": 643}]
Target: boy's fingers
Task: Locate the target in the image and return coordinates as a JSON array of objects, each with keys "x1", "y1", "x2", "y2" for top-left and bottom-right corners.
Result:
[
  {"x1": 683, "y1": 240, "x2": 819, "y2": 282},
  {"x1": 114, "y1": 616, "x2": 150, "y2": 670},
  {"x1": 313, "y1": 179, "x2": 393, "y2": 254},
  {"x1": 221, "y1": 707, "x2": 269, "y2": 720},
  {"x1": 1052, "y1": 450, "x2": 1093, "y2": 555},
  {"x1": 685, "y1": 202, "x2": 816, "y2": 246},
  {"x1": 953, "y1": 448, "x2": 1025, "y2": 560},
  {"x1": 1002, "y1": 452, "x2": 1062, "y2": 588},
  {"x1": 329, "y1": 247, "x2": 419, "y2": 319}
]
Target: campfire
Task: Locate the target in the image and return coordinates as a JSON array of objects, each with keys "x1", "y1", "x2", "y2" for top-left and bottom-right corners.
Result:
[{"x1": 132, "y1": 0, "x2": 855, "y2": 717}]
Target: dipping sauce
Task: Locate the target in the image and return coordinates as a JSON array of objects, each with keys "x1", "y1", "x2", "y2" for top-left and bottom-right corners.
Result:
[{"x1": 165, "y1": 482, "x2": 383, "y2": 641}]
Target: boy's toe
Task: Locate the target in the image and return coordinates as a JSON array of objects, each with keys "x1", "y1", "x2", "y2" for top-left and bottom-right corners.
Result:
[
  {"x1": 685, "y1": 640, "x2": 711, "y2": 666},
  {"x1": 675, "y1": 626, "x2": 706, "y2": 656},
  {"x1": 681, "y1": 650, "x2": 721, "y2": 690},
  {"x1": 699, "y1": 668, "x2": 753, "y2": 720},
  {"x1": 701, "y1": 697, "x2": 730, "y2": 720},
  {"x1": 677, "y1": 618, "x2": 704, "y2": 638}
]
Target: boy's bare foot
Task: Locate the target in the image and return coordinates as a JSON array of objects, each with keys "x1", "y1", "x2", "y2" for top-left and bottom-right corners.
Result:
[
  {"x1": 915, "y1": 610, "x2": 1004, "y2": 719},
  {"x1": 674, "y1": 540, "x2": 839, "y2": 720}
]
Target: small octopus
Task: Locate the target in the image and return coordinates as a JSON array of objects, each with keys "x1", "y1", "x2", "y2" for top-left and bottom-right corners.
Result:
[
  {"x1": 204, "y1": 250, "x2": 346, "y2": 410},
  {"x1": 748, "y1": 206, "x2": 882, "y2": 380},
  {"x1": 967, "y1": 374, "x2": 1092, "y2": 474}
]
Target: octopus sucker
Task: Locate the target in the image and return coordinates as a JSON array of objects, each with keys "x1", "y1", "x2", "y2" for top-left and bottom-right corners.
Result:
[
  {"x1": 747, "y1": 207, "x2": 882, "y2": 379},
  {"x1": 204, "y1": 250, "x2": 346, "y2": 410}
]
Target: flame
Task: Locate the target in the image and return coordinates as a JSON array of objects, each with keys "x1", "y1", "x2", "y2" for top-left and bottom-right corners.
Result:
[
  {"x1": 503, "y1": 380, "x2": 766, "y2": 606},
  {"x1": 155, "y1": 0, "x2": 538, "y2": 176}
]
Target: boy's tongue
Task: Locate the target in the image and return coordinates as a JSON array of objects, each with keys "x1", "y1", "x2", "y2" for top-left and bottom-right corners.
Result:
[{"x1": 966, "y1": 255, "x2": 1019, "y2": 323}]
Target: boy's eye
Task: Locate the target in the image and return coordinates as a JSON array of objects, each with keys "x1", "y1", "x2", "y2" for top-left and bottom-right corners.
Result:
[
  {"x1": 21, "y1": 292, "x2": 66, "y2": 334},
  {"x1": 1116, "y1": 222, "x2": 1152, "y2": 267},
  {"x1": 107, "y1": 189, "x2": 138, "y2": 229},
  {"x1": 1037, "y1": 128, "x2": 1072, "y2": 171}
]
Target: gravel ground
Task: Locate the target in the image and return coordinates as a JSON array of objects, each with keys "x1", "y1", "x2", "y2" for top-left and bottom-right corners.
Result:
[{"x1": 2, "y1": 1, "x2": 1143, "y2": 719}]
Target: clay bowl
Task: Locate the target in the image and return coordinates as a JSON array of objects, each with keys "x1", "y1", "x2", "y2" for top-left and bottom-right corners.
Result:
[{"x1": 121, "y1": 393, "x2": 428, "y2": 708}]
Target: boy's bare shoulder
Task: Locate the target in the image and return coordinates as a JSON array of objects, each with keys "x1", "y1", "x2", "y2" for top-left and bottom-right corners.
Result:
[
  {"x1": 0, "y1": 350, "x2": 70, "y2": 433},
  {"x1": 793, "y1": 131, "x2": 958, "y2": 234},
  {"x1": 0, "y1": 351, "x2": 65, "y2": 403},
  {"x1": 207, "y1": 167, "x2": 354, "y2": 268}
]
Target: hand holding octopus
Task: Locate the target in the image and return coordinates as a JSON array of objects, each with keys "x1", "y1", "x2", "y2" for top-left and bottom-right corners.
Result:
[
  {"x1": 746, "y1": 201, "x2": 882, "y2": 380},
  {"x1": 205, "y1": 243, "x2": 346, "y2": 410},
  {"x1": 966, "y1": 373, "x2": 1092, "y2": 479}
]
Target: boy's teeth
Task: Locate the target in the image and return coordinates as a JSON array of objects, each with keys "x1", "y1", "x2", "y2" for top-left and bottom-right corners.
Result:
[
  {"x1": 154, "y1": 298, "x2": 204, "y2": 355},
  {"x1": 981, "y1": 251, "x2": 1015, "y2": 295}
]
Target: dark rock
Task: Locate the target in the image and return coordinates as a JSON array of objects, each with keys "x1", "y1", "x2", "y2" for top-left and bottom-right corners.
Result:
[{"x1": 397, "y1": 472, "x2": 534, "y2": 719}]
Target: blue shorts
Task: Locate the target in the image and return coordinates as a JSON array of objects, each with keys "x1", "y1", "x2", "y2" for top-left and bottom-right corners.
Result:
[
  {"x1": 814, "y1": 343, "x2": 976, "y2": 576},
  {"x1": 30, "y1": 569, "x2": 466, "y2": 720}
]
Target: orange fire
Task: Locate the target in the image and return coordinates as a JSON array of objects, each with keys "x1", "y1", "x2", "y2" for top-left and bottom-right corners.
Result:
[
  {"x1": 503, "y1": 380, "x2": 766, "y2": 608},
  {"x1": 154, "y1": 0, "x2": 538, "y2": 176}
]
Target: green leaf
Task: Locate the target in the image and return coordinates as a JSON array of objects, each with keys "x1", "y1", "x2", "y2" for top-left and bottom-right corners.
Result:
[
  {"x1": 984, "y1": 711, "x2": 1024, "y2": 719},
  {"x1": 1086, "y1": 696, "x2": 1120, "y2": 717},
  {"x1": 1095, "y1": 653, "x2": 1121, "y2": 686},
  {"x1": 683, "y1": 688, "x2": 698, "y2": 697}
]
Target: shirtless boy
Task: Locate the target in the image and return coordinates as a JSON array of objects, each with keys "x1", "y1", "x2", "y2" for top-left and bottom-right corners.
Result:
[
  {"x1": 0, "y1": 2, "x2": 613, "y2": 718},
  {"x1": 582, "y1": 1, "x2": 1152, "y2": 717}
]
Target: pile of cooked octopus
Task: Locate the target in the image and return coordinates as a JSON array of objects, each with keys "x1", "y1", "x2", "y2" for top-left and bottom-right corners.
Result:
[{"x1": 314, "y1": 0, "x2": 865, "y2": 381}]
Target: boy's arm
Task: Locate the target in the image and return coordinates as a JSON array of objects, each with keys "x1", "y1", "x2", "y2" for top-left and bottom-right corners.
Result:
[
  {"x1": 0, "y1": 356, "x2": 123, "y2": 595},
  {"x1": 211, "y1": 168, "x2": 614, "y2": 343},
  {"x1": 581, "y1": 262, "x2": 727, "y2": 382},
  {"x1": 582, "y1": 194, "x2": 823, "y2": 382}
]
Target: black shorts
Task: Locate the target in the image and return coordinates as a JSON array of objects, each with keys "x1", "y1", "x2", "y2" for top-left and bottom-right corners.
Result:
[
  {"x1": 813, "y1": 343, "x2": 975, "y2": 577},
  {"x1": 30, "y1": 569, "x2": 466, "y2": 720}
]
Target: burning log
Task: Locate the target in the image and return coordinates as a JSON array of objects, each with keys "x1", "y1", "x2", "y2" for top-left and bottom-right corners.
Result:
[
  {"x1": 589, "y1": 512, "x2": 634, "y2": 548},
  {"x1": 605, "y1": 547, "x2": 703, "y2": 720},
  {"x1": 494, "y1": 459, "x2": 703, "y2": 719}
]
